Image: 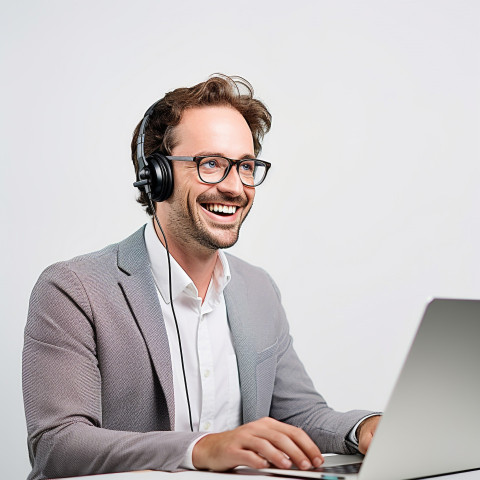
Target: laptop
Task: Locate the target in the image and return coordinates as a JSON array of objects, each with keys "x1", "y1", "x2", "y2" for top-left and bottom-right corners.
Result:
[{"x1": 245, "y1": 298, "x2": 480, "y2": 480}]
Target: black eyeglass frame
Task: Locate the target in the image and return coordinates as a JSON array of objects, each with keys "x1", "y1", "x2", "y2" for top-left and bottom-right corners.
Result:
[{"x1": 165, "y1": 155, "x2": 271, "y2": 187}]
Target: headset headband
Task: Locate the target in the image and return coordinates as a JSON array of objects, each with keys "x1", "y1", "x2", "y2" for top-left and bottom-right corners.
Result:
[{"x1": 136, "y1": 100, "x2": 161, "y2": 174}]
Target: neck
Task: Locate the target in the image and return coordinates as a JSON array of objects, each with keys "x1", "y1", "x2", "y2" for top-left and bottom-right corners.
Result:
[{"x1": 153, "y1": 220, "x2": 218, "y2": 301}]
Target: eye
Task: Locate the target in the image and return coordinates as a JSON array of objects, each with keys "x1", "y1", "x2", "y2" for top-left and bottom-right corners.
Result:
[
  {"x1": 240, "y1": 161, "x2": 255, "y2": 173},
  {"x1": 201, "y1": 158, "x2": 219, "y2": 169}
]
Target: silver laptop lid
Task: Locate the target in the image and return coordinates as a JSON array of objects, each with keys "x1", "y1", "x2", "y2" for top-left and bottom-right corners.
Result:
[{"x1": 360, "y1": 298, "x2": 480, "y2": 480}]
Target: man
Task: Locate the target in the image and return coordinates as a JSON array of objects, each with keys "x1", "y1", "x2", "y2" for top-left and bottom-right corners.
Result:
[{"x1": 23, "y1": 75, "x2": 380, "y2": 480}]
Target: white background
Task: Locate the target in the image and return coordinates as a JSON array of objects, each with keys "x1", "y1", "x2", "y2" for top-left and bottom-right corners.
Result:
[{"x1": 1, "y1": 1, "x2": 479, "y2": 477}]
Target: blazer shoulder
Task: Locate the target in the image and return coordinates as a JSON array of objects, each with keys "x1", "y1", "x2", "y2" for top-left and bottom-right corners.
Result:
[
  {"x1": 225, "y1": 252, "x2": 270, "y2": 279},
  {"x1": 225, "y1": 253, "x2": 282, "y2": 301}
]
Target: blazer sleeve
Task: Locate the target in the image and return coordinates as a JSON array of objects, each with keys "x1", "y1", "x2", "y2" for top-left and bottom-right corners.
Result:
[
  {"x1": 22, "y1": 263, "x2": 204, "y2": 480},
  {"x1": 265, "y1": 274, "x2": 379, "y2": 454}
]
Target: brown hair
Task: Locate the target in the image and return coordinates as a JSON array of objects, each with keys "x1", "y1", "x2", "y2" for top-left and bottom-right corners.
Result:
[{"x1": 131, "y1": 74, "x2": 272, "y2": 215}]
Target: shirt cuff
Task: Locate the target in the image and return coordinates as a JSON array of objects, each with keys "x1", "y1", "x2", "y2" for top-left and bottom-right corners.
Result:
[
  {"x1": 179, "y1": 433, "x2": 211, "y2": 470},
  {"x1": 347, "y1": 414, "x2": 381, "y2": 446}
]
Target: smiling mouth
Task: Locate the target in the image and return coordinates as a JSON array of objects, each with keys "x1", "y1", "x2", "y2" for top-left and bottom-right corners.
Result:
[{"x1": 201, "y1": 203, "x2": 238, "y2": 216}]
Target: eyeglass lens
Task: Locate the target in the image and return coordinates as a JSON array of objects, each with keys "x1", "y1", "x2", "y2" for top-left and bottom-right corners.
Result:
[{"x1": 198, "y1": 157, "x2": 267, "y2": 186}]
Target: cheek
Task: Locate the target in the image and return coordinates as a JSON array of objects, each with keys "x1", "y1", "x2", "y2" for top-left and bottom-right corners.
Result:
[
  {"x1": 171, "y1": 165, "x2": 201, "y2": 199},
  {"x1": 183, "y1": 185, "x2": 211, "y2": 212},
  {"x1": 246, "y1": 188, "x2": 255, "y2": 206},
  {"x1": 172, "y1": 175, "x2": 196, "y2": 203}
]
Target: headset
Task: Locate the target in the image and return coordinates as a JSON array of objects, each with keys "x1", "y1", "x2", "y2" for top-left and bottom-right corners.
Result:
[
  {"x1": 133, "y1": 100, "x2": 194, "y2": 432},
  {"x1": 133, "y1": 100, "x2": 174, "y2": 203}
]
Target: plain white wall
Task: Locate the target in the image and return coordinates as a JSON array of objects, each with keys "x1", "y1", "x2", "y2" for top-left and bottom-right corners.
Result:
[{"x1": 2, "y1": 1, "x2": 479, "y2": 477}]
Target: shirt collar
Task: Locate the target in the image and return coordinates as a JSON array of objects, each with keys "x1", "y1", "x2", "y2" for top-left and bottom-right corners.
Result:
[{"x1": 144, "y1": 220, "x2": 231, "y2": 305}]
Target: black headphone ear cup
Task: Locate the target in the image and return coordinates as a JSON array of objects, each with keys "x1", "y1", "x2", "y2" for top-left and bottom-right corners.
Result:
[{"x1": 146, "y1": 153, "x2": 174, "y2": 202}]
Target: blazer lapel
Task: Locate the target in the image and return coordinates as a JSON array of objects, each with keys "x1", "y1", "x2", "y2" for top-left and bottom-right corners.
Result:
[
  {"x1": 225, "y1": 275, "x2": 257, "y2": 424},
  {"x1": 116, "y1": 226, "x2": 175, "y2": 429}
]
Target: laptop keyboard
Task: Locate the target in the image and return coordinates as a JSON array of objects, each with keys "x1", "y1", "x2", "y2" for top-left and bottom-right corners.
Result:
[{"x1": 312, "y1": 462, "x2": 363, "y2": 474}]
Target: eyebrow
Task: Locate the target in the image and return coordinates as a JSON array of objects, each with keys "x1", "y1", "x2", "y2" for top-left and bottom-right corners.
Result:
[{"x1": 194, "y1": 151, "x2": 257, "y2": 159}]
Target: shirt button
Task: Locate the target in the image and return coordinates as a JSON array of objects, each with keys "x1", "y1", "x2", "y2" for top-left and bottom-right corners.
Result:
[
  {"x1": 204, "y1": 369, "x2": 210, "y2": 378},
  {"x1": 203, "y1": 421, "x2": 211, "y2": 430}
]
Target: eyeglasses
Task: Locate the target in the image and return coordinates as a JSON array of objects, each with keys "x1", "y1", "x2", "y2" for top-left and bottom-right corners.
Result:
[{"x1": 165, "y1": 155, "x2": 271, "y2": 187}]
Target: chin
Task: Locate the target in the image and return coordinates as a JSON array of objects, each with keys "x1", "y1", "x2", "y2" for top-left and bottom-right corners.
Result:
[
  {"x1": 208, "y1": 235, "x2": 240, "y2": 250},
  {"x1": 201, "y1": 228, "x2": 241, "y2": 250}
]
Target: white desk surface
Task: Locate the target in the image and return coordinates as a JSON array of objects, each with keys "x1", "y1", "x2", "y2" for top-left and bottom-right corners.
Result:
[
  {"x1": 58, "y1": 472, "x2": 267, "y2": 480},
  {"x1": 59, "y1": 468, "x2": 480, "y2": 480}
]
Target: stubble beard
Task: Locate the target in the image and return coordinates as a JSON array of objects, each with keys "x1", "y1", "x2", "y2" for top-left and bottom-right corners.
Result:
[{"x1": 167, "y1": 194, "x2": 252, "y2": 252}]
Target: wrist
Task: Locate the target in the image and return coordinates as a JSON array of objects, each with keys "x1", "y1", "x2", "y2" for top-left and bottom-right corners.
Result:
[
  {"x1": 181, "y1": 433, "x2": 210, "y2": 470},
  {"x1": 192, "y1": 433, "x2": 214, "y2": 470}
]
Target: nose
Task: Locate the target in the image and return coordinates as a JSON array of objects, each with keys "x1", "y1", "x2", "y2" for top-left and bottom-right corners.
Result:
[{"x1": 216, "y1": 165, "x2": 245, "y2": 196}]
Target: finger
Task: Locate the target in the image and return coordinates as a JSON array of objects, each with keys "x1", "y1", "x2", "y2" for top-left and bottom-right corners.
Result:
[
  {"x1": 248, "y1": 436, "x2": 293, "y2": 469},
  {"x1": 250, "y1": 424, "x2": 322, "y2": 470},
  {"x1": 261, "y1": 430, "x2": 317, "y2": 470},
  {"x1": 235, "y1": 449, "x2": 271, "y2": 470},
  {"x1": 261, "y1": 420, "x2": 324, "y2": 468},
  {"x1": 285, "y1": 425, "x2": 324, "y2": 467}
]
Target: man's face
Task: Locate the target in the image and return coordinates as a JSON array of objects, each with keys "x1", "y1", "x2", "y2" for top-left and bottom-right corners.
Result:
[{"x1": 158, "y1": 105, "x2": 256, "y2": 253}]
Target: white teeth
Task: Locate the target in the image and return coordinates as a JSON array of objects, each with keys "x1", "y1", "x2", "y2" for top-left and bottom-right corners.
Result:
[{"x1": 206, "y1": 204, "x2": 237, "y2": 214}]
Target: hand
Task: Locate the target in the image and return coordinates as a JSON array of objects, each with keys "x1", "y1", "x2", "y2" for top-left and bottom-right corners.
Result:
[
  {"x1": 356, "y1": 415, "x2": 381, "y2": 454},
  {"x1": 192, "y1": 417, "x2": 324, "y2": 472}
]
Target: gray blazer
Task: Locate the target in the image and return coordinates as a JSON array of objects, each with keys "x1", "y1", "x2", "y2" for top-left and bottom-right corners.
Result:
[{"x1": 23, "y1": 226, "x2": 372, "y2": 480}]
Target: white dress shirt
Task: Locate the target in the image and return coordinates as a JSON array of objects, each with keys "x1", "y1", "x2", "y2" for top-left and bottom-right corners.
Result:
[{"x1": 144, "y1": 221, "x2": 242, "y2": 465}]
